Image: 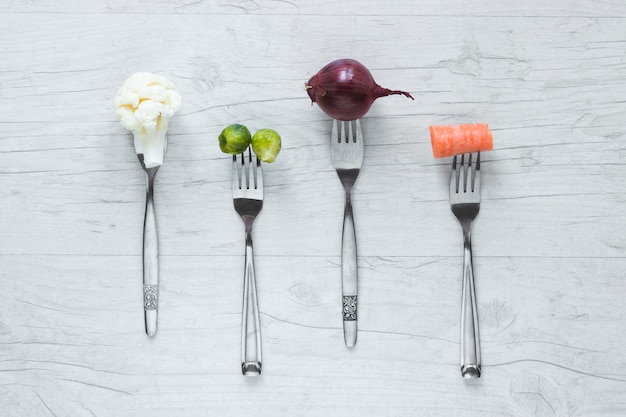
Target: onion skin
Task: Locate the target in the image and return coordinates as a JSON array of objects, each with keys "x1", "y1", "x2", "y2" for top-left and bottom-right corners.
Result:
[{"x1": 305, "y1": 58, "x2": 414, "y2": 121}]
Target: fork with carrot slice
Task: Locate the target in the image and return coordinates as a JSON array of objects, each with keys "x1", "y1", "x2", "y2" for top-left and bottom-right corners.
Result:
[
  {"x1": 449, "y1": 152, "x2": 482, "y2": 379},
  {"x1": 430, "y1": 123, "x2": 493, "y2": 379}
]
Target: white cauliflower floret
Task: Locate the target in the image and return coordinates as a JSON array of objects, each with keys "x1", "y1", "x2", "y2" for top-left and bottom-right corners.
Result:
[{"x1": 114, "y1": 72, "x2": 182, "y2": 168}]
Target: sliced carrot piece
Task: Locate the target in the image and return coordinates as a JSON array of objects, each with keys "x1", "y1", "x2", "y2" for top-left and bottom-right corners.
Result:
[{"x1": 430, "y1": 123, "x2": 493, "y2": 158}]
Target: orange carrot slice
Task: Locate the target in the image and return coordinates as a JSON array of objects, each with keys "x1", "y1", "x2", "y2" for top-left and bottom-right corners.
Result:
[{"x1": 430, "y1": 123, "x2": 493, "y2": 158}]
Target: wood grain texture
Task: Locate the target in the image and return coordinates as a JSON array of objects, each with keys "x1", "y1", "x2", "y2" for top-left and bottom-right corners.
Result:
[
  {"x1": 4, "y1": 0, "x2": 626, "y2": 17},
  {"x1": 1, "y1": 1, "x2": 625, "y2": 416}
]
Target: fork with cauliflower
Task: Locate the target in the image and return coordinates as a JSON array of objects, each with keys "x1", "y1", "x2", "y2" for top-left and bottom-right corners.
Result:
[{"x1": 114, "y1": 72, "x2": 181, "y2": 336}]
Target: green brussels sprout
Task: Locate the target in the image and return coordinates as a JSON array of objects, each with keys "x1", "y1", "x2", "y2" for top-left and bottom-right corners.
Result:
[
  {"x1": 252, "y1": 128, "x2": 281, "y2": 163},
  {"x1": 219, "y1": 124, "x2": 252, "y2": 155}
]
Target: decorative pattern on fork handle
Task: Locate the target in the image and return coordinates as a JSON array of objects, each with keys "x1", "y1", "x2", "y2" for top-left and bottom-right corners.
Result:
[
  {"x1": 342, "y1": 296, "x2": 357, "y2": 321},
  {"x1": 144, "y1": 285, "x2": 158, "y2": 310}
]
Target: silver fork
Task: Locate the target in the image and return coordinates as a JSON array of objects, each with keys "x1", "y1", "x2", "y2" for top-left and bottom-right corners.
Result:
[
  {"x1": 330, "y1": 119, "x2": 364, "y2": 348},
  {"x1": 449, "y1": 152, "x2": 482, "y2": 379},
  {"x1": 136, "y1": 136, "x2": 168, "y2": 337},
  {"x1": 232, "y1": 147, "x2": 264, "y2": 376}
]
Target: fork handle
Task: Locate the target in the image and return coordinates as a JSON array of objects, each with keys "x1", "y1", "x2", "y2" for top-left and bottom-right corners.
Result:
[
  {"x1": 242, "y1": 230, "x2": 262, "y2": 376},
  {"x1": 341, "y1": 192, "x2": 358, "y2": 348},
  {"x1": 461, "y1": 228, "x2": 481, "y2": 378},
  {"x1": 143, "y1": 177, "x2": 158, "y2": 337}
]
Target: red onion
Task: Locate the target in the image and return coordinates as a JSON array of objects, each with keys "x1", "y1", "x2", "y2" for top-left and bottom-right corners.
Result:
[{"x1": 305, "y1": 58, "x2": 414, "y2": 121}]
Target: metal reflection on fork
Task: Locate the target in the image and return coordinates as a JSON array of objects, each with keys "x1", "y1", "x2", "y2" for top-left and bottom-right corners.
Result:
[
  {"x1": 449, "y1": 152, "x2": 482, "y2": 379},
  {"x1": 232, "y1": 148, "x2": 264, "y2": 376},
  {"x1": 330, "y1": 119, "x2": 364, "y2": 348}
]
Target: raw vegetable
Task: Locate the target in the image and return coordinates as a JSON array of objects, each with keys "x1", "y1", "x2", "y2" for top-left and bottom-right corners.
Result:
[
  {"x1": 429, "y1": 124, "x2": 493, "y2": 159},
  {"x1": 305, "y1": 58, "x2": 414, "y2": 121},
  {"x1": 217, "y1": 124, "x2": 282, "y2": 163},
  {"x1": 114, "y1": 72, "x2": 182, "y2": 168},
  {"x1": 219, "y1": 124, "x2": 252, "y2": 155},
  {"x1": 252, "y1": 128, "x2": 281, "y2": 163}
]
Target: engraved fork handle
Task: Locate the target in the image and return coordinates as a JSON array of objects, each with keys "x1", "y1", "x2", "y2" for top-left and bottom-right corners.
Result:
[
  {"x1": 342, "y1": 191, "x2": 358, "y2": 348},
  {"x1": 461, "y1": 224, "x2": 481, "y2": 378},
  {"x1": 143, "y1": 169, "x2": 159, "y2": 337},
  {"x1": 242, "y1": 225, "x2": 262, "y2": 376}
]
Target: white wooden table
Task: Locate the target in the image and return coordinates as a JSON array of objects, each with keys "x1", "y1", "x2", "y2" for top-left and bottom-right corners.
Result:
[{"x1": 2, "y1": 1, "x2": 626, "y2": 416}]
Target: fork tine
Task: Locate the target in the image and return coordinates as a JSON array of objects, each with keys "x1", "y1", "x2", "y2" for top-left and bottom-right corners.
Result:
[
  {"x1": 332, "y1": 119, "x2": 339, "y2": 144},
  {"x1": 466, "y1": 154, "x2": 472, "y2": 193},
  {"x1": 255, "y1": 156, "x2": 263, "y2": 190},
  {"x1": 462, "y1": 154, "x2": 469, "y2": 193},
  {"x1": 242, "y1": 152, "x2": 247, "y2": 189},
  {"x1": 232, "y1": 154, "x2": 241, "y2": 192},
  {"x1": 248, "y1": 147, "x2": 258, "y2": 189},
  {"x1": 354, "y1": 119, "x2": 363, "y2": 143},
  {"x1": 469, "y1": 153, "x2": 475, "y2": 193},
  {"x1": 450, "y1": 154, "x2": 459, "y2": 194},
  {"x1": 244, "y1": 147, "x2": 253, "y2": 189},
  {"x1": 473, "y1": 152, "x2": 481, "y2": 193},
  {"x1": 450, "y1": 156, "x2": 456, "y2": 193}
]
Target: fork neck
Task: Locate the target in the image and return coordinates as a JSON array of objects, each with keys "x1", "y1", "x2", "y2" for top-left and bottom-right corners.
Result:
[
  {"x1": 144, "y1": 166, "x2": 158, "y2": 191},
  {"x1": 460, "y1": 220, "x2": 472, "y2": 243},
  {"x1": 338, "y1": 169, "x2": 359, "y2": 193},
  {"x1": 344, "y1": 188, "x2": 353, "y2": 203},
  {"x1": 242, "y1": 216, "x2": 255, "y2": 242},
  {"x1": 341, "y1": 180, "x2": 356, "y2": 196}
]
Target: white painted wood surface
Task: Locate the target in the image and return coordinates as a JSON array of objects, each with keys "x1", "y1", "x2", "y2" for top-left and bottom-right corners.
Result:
[{"x1": 1, "y1": 1, "x2": 626, "y2": 416}]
